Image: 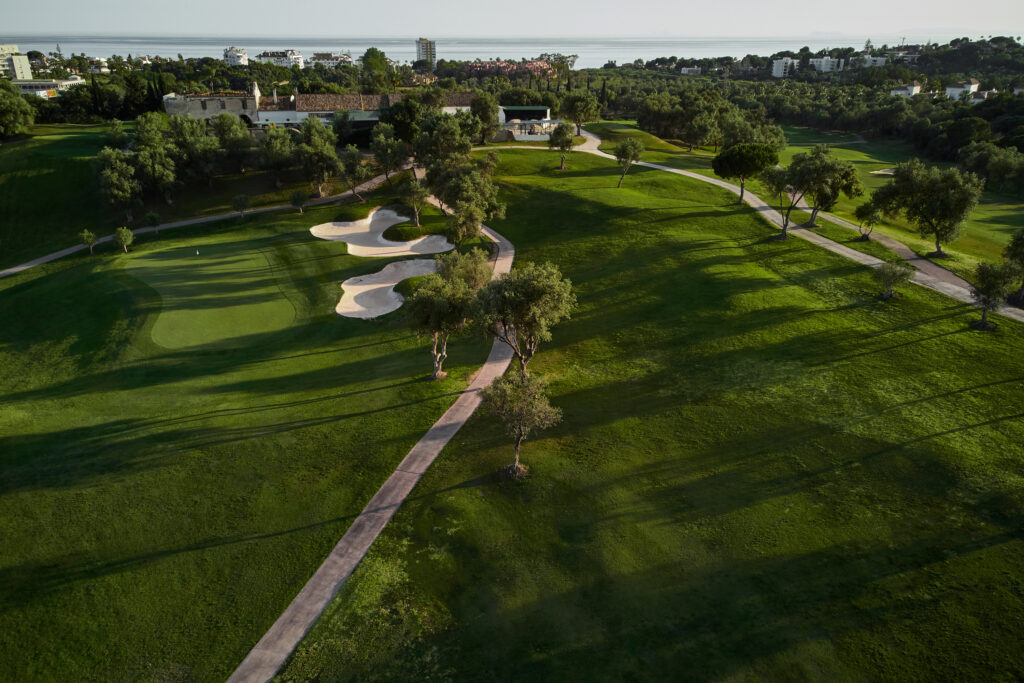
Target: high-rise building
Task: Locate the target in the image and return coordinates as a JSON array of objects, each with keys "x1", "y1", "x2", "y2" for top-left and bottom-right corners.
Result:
[
  {"x1": 416, "y1": 38, "x2": 436, "y2": 66},
  {"x1": 0, "y1": 45, "x2": 32, "y2": 80}
]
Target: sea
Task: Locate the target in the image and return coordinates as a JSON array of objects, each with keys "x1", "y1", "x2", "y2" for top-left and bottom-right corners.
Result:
[{"x1": 4, "y1": 34, "x2": 949, "y2": 69}]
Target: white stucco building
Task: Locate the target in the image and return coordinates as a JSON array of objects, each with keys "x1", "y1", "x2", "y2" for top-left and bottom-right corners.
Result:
[
  {"x1": 945, "y1": 79, "x2": 980, "y2": 100},
  {"x1": 13, "y1": 75, "x2": 85, "y2": 98},
  {"x1": 890, "y1": 81, "x2": 922, "y2": 98},
  {"x1": 416, "y1": 38, "x2": 436, "y2": 65},
  {"x1": 0, "y1": 45, "x2": 32, "y2": 80},
  {"x1": 679, "y1": 66, "x2": 701, "y2": 75},
  {"x1": 224, "y1": 47, "x2": 249, "y2": 66},
  {"x1": 771, "y1": 58, "x2": 797, "y2": 78},
  {"x1": 255, "y1": 50, "x2": 304, "y2": 69},
  {"x1": 859, "y1": 55, "x2": 888, "y2": 68},
  {"x1": 309, "y1": 53, "x2": 352, "y2": 68},
  {"x1": 808, "y1": 57, "x2": 844, "y2": 73}
]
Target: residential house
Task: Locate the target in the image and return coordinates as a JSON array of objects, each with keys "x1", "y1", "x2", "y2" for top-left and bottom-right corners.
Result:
[
  {"x1": 255, "y1": 50, "x2": 304, "y2": 69},
  {"x1": 223, "y1": 47, "x2": 249, "y2": 66},
  {"x1": 970, "y1": 89, "x2": 998, "y2": 104},
  {"x1": 308, "y1": 53, "x2": 352, "y2": 68},
  {"x1": 945, "y1": 79, "x2": 980, "y2": 100},
  {"x1": 679, "y1": 66, "x2": 701, "y2": 75},
  {"x1": 890, "y1": 81, "x2": 922, "y2": 97}
]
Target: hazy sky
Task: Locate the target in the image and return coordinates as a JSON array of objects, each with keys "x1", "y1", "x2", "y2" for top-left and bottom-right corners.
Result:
[{"x1": 6, "y1": 0, "x2": 1023, "y2": 38}]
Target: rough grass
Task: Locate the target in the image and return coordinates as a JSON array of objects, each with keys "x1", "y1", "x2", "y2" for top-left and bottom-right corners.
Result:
[
  {"x1": 0, "y1": 185, "x2": 493, "y2": 682},
  {"x1": 0, "y1": 124, "x2": 338, "y2": 270},
  {"x1": 278, "y1": 149, "x2": 1024, "y2": 682}
]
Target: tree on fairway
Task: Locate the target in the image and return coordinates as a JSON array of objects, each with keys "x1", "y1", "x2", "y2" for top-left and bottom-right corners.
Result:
[
  {"x1": 167, "y1": 115, "x2": 219, "y2": 187},
  {"x1": 407, "y1": 275, "x2": 474, "y2": 379},
  {"x1": 872, "y1": 262, "x2": 914, "y2": 300},
  {"x1": 339, "y1": 144, "x2": 370, "y2": 202},
  {"x1": 369, "y1": 122, "x2": 409, "y2": 186},
  {"x1": 970, "y1": 262, "x2": 1015, "y2": 329},
  {"x1": 97, "y1": 147, "x2": 142, "y2": 223},
  {"x1": 134, "y1": 144, "x2": 176, "y2": 204},
  {"x1": 759, "y1": 165, "x2": 800, "y2": 237},
  {"x1": 290, "y1": 189, "x2": 307, "y2": 214},
  {"x1": 105, "y1": 118, "x2": 128, "y2": 148},
  {"x1": 470, "y1": 91, "x2": 501, "y2": 144},
  {"x1": 477, "y1": 261, "x2": 576, "y2": 378},
  {"x1": 711, "y1": 142, "x2": 778, "y2": 203},
  {"x1": 480, "y1": 374, "x2": 562, "y2": 478},
  {"x1": 300, "y1": 115, "x2": 338, "y2": 147},
  {"x1": 548, "y1": 122, "x2": 576, "y2": 170},
  {"x1": 873, "y1": 160, "x2": 983, "y2": 256},
  {"x1": 261, "y1": 126, "x2": 295, "y2": 187},
  {"x1": 795, "y1": 145, "x2": 863, "y2": 227},
  {"x1": 430, "y1": 155, "x2": 505, "y2": 224},
  {"x1": 559, "y1": 90, "x2": 600, "y2": 135},
  {"x1": 299, "y1": 138, "x2": 339, "y2": 197},
  {"x1": 436, "y1": 247, "x2": 492, "y2": 292},
  {"x1": 614, "y1": 137, "x2": 644, "y2": 188},
  {"x1": 113, "y1": 226, "x2": 134, "y2": 253},
  {"x1": 854, "y1": 201, "x2": 882, "y2": 241},
  {"x1": 232, "y1": 193, "x2": 251, "y2": 216},
  {"x1": 399, "y1": 178, "x2": 429, "y2": 227},
  {"x1": 1003, "y1": 229, "x2": 1024, "y2": 306},
  {"x1": 0, "y1": 79, "x2": 34, "y2": 138},
  {"x1": 447, "y1": 201, "x2": 486, "y2": 246},
  {"x1": 79, "y1": 229, "x2": 97, "y2": 255},
  {"x1": 413, "y1": 111, "x2": 472, "y2": 169}
]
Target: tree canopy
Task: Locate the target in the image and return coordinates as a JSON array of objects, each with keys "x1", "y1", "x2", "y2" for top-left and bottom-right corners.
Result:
[{"x1": 711, "y1": 142, "x2": 779, "y2": 202}]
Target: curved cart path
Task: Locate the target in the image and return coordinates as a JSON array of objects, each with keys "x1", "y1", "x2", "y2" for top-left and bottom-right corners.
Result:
[
  {"x1": 227, "y1": 223, "x2": 515, "y2": 683},
  {"x1": 569, "y1": 130, "x2": 1024, "y2": 324}
]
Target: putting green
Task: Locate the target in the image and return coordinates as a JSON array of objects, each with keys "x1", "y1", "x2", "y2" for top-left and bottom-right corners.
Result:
[{"x1": 127, "y1": 241, "x2": 296, "y2": 349}]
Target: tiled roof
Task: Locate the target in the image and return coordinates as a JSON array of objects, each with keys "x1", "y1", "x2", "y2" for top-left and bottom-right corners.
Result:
[{"x1": 259, "y1": 96, "x2": 296, "y2": 111}]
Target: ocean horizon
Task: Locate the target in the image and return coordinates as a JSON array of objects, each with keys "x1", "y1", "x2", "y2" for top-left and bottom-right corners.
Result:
[{"x1": 4, "y1": 33, "x2": 953, "y2": 69}]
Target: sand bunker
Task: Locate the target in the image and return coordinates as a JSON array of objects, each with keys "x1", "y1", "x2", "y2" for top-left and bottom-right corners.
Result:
[
  {"x1": 870, "y1": 168, "x2": 896, "y2": 176},
  {"x1": 310, "y1": 208, "x2": 454, "y2": 258},
  {"x1": 337, "y1": 259, "x2": 438, "y2": 319}
]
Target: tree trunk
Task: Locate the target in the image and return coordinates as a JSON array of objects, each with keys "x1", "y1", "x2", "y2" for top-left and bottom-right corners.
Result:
[
  {"x1": 617, "y1": 169, "x2": 626, "y2": 188},
  {"x1": 352, "y1": 185, "x2": 364, "y2": 202},
  {"x1": 981, "y1": 307, "x2": 989, "y2": 325},
  {"x1": 431, "y1": 331, "x2": 443, "y2": 379},
  {"x1": 934, "y1": 234, "x2": 943, "y2": 256},
  {"x1": 384, "y1": 170, "x2": 392, "y2": 187},
  {"x1": 88, "y1": 244, "x2": 94, "y2": 255},
  {"x1": 122, "y1": 243, "x2": 128, "y2": 254},
  {"x1": 739, "y1": 177, "x2": 745, "y2": 203},
  {"x1": 513, "y1": 434, "x2": 523, "y2": 469},
  {"x1": 518, "y1": 355, "x2": 528, "y2": 379},
  {"x1": 808, "y1": 206, "x2": 819, "y2": 227},
  {"x1": 575, "y1": 122, "x2": 581, "y2": 136},
  {"x1": 316, "y1": 182, "x2": 324, "y2": 198},
  {"x1": 560, "y1": 153, "x2": 566, "y2": 170}
]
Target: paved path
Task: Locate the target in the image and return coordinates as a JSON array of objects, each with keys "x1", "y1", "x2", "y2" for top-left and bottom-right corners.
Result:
[
  {"x1": 226, "y1": 222, "x2": 514, "y2": 683},
  {"x1": 571, "y1": 130, "x2": 1024, "y2": 325},
  {"x1": 0, "y1": 169, "x2": 406, "y2": 280}
]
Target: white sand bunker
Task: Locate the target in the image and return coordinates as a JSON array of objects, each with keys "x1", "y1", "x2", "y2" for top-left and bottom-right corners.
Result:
[
  {"x1": 310, "y1": 208, "x2": 454, "y2": 257},
  {"x1": 871, "y1": 168, "x2": 896, "y2": 175},
  {"x1": 337, "y1": 259, "x2": 437, "y2": 319}
]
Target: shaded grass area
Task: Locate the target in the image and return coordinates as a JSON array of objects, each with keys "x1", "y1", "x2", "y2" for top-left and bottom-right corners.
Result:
[
  {"x1": 780, "y1": 124, "x2": 861, "y2": 145},
  {"x1": 587, "y1": 120, "x2": 717, "y2": 172},
  {"x1": 0, "y1": 185, "x2": 493, "y2": 681},
  {"x1": 280, "y1": 149, "x2": 1024, "y2": 681},
  {"x1": 0, "y1": 124, "x2": 338, "y2": 270}
]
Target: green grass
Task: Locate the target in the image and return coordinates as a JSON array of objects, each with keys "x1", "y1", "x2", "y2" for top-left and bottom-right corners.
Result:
[
  {"x1": 588, "y1": 122, "x2": 1024, "y2": 282},
  {"x1": 780, "y1": 124, "x2": 862, "y2": 145},
  {"x1": 0, "y1": 124, "x2": 340, "y2": 270},
  {"x1": 0, "y1": 187, "x2": 492, "y2": 681},
  {"x1": 279, "y1": 149, "x2": 1024, "y2": 681}
]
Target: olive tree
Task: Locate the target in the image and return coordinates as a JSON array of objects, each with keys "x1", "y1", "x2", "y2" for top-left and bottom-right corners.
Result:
[
  {"x1": 477, "y1": 261, "x2": 576, "y2": 378},
  {"x1": 854, "y1": 201, "x2": 882, "y2": 241},
  {"x1": 613, "y1": 137, "x2": 644, "y2": 188},
  {"x1": 970, "y1": 262, "x2": 1015, "y2": 329},
  {"x1": 470, "y1": 91, "x2": 501, "y2": 144},
  {"x1": 399, "y1": 178, "x2": 429, "y2": 227},
  {"x1": 232, "y1": 193, "x2": 251, "y2": 216},
  {"x1": 797, "y1": 145, "x2": 862, "y2": 227},
  {"x1": 369, "y1": 122, "x2": 409, "y2": 186},
  {"x1": 873, "y1": 160, "x2": 983, "y2": 257},
  {"x1": 872, "y1": 262, "x2": 914, "y2": 300},
  {"x1": 559, "y1": 90, "x2": 600, "y2": 136},
  {"x1": 1003, "y1": 229, "x2": 1024, "y2": 306},
  {"x1": 80, "y1": 229, "x2": 97, "y2": 255},
  {"x1": 113, "y1": 226, "x2": 134, "y2": 254},
  {"x1": 290, "y1": 189, "x2": 307, "y2": 214},
  {"x1": 97, "y1": 147, "x2": 142, "y2": 223},
  {"x1": 408, "y1": 276, "x2": 474, "y2": 380},
  {"x1": 339, "y1": 144, "x2": 371, "y2": 202},
  {"x1": 548, "y1": 122, "x2": 576, "y2": 170},
  {"x1": 480, "y1": 374, "x2": 562, "y2": 478}
]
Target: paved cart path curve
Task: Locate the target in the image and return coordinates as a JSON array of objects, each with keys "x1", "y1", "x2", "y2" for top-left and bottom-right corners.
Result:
[{"x1": 226, "y1": 221, "x2": 515, "y2": 683}]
